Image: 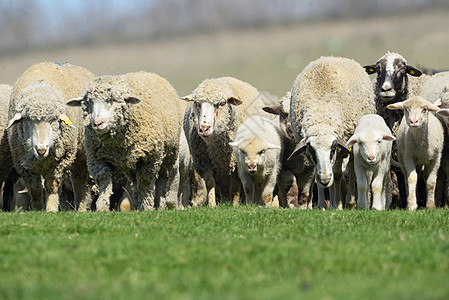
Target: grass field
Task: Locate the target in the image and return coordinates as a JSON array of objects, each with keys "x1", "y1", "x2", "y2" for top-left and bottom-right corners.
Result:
[{"x1": 1, "y1": 206, "x2": 448, "y2": 299}]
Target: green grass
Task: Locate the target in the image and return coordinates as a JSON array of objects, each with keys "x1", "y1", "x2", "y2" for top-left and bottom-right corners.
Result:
[{"x1": 1, "y1": 207, "x2": 448, "y2": 300}]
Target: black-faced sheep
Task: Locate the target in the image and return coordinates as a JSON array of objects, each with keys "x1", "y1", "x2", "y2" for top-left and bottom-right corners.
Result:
[
  {"x1": 289, "y1": 56, "x2": 375, "y2": 210},
  {"x1": 7, "y1": 62, "x2": 93, "y2": 212},
  {"x1": 67, "y1": 72, "x2": 181, "y2": 211}
]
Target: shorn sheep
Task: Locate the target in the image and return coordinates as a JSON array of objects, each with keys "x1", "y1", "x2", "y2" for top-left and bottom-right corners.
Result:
[
  {"x1": 7, "y1": 62, "x2": 93, "y2": 212},
  {"x1": 387, "y1": 96, "x2": 444, "y2": 210},
  {"x1": 346, "y1": 114, "x2": 396, "y2": 210},
  {"x1": 229, "y1": 115, "x2": 282, "y2": 206},
  {"x1": 67, "y1": 72, "x2": 181, "y2": 211},
  {"x1": 181, "y1": 77, "x2": 277, "y2": 206},
  {"x1": 289, "y1": 56, "x2": 375, "y2": 209}
]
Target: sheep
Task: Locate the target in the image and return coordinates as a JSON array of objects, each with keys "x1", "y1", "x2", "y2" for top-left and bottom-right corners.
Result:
[
  {"x1": 387, "y1": 96, "x2": 444, "y2": 210},
  {"x1": 67, "y1": 72, "x2": 182, "y2": 211},
  {"x1": 346, "y1": 114, "x2": 396, "y2": 210},
  {"x1": 229, "y1": 115, "x2": 282, "y2": 206},
  {"x1": 181, "y1": 77, "x2": 277, "y2": 206},
  {"x1": 262, "y1": 92, "x2": 315, "y2": 209},
  {"x1": 0, "y1": 84, "x2": 14, "y2": 210},
  {"x1": 289, "y1": 56, "x2": 375, "y2": 210},
  {"x1": 7, "y1": 62, "x2": 93, "y2": 212}
]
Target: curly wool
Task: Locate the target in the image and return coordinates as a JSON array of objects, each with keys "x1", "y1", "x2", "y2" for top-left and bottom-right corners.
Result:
[
  {"x1": 83, "y1": 72, "x2": 181, "y2": 186},
  {"x1": 290, "y1": 56, "x2": 375, "y2": 142},
  {"x1": 8, "y1": 62, "x2": 93, "y2": 211}
]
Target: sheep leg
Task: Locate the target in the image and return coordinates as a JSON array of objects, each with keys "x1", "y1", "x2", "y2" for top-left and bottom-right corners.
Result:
[
  {"x1": 404, "y1": 160, "x2": 418, "y2": 211},
  {"x1": 317, "y1": 185, "x2": 326, "y2": 209},
  {"x1": 277, "y1": 169, "x2": 294, "y2": 208},
  {"x1": 22, "y1": 174, "x2": 44, "y2": 210},
  {"x1": 345, "y1": 160, "x2": 357, "y2": 209},
  {"x1": 371, "y1": 173, "x2": 385, "y2": 210},
  {"x1": 242, "y1": 179, "x2": 255, "y2": 205},
  {"x1": 96, "y1": 175, "x2": 113, "y2": 211},
  {"x1": 356, "y1": 168, "x2": 369, "y2": 209},
  {"x1": 203, "y1": 171, "x2": 216, "y2": 207},
  {"x1": 71, "y1": 165, "x2": 91, "y2": 212},
  {"x1": 191, "y1": 170, "x2": 207, "y2": 207},
  {"x1": 230, "y1": 175, "x2": 241, "y2": 206},
  {"x1": 44, "y1": 176, "x2": 61, "y2": 212},
  {"x1": 262, "y1": 177, "x2": 276, "y2": 207},
  {"x1": 424, "y1": 162, "x2": 439, "y2": 209},
  {"x1": 137, "y1": 180, "x2": 156, "y2": 211}
]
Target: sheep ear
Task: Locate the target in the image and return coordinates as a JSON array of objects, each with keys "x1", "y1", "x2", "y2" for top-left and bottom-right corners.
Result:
[
  {"x1": 59, "y1": 114, "x2": 76, "y2": 128},
  {"x1": 405, "y1": 65, "x2": 422, "y2": 77},
  {"x1": 437, "y1": 109, "x2": 449, "y2": 117},
  {"x1": 427, "y1": 103, "x2": 441, "y2": 112},
  {"x1": 228, "y1": 141, "x2": 240, "y2": 148},
  {"x1": 123, "y1": 94, "x2": 141, "y2": 105},
  {"x1": 228, "y1": 97, "x2": 243, "y2": 106},
  {"x1": 180, "y1": 94, "x2": 193, "y2": 102},
  {"x1": 288, "y1": 137, "x2": 307, "y2": 160},
  {"x1": 263, "y1": 105, "x2": 288, "y2": 118},
  {"x1": 266, "y1": 143, "x2": 281, "y2": 150},
  {"x1": 346, "y1": 134, "x2": 358, "y2": 146},
  {"x1": 434, "y1": 98, "x2": 442, "y2": 108},
  {"x1": 363, "y1": 65, "x2": 377, "y2": 75},
  {"x1": 66, "y1": 96, "x2": 84, "y2": 107},
  {"x1": 386, "y1": 102, "x2": 405, "y2": 110},
  {"x1": 6, "y1": 113, "x2": 22, "y2": 130},
  {"x1": 382, "y1": 134, "x2": 396, "y2": 141},
  {"x1": 336, "y1": 136, "x2": 350, "y2": 154}
]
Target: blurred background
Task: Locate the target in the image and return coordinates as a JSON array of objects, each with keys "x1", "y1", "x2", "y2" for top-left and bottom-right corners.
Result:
[{"x1": 0, "y1": 0, "x2": 448, "y2": 96}]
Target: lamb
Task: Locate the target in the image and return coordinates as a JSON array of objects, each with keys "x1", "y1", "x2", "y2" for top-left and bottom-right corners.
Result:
[
  {"x1": 346, "y1": 114, "x2": 396, "y2": 210},
  {"x1": 387, "y1": 96, "x2": 444, "y2": 210},
  {"x1": 181, "y1": 77, "x2": 277, "y2": 206},
  {"x1": 7, "y1": 62, "x2": 93, "y2": 212},
  {"x1": 229, "y1": 115, "x2": 282, "y2": 205},
  {"x1": 67, "y1": 72, "x2": 182, "y2": 211},
  {"x1": 262, "y1": 92, "x2": 315, "y2": 209},
  {"x1": 289, "y1": 56, "x2": 375, "y2": 209}
]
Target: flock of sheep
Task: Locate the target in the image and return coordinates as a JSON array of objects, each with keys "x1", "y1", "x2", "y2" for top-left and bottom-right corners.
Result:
[{"x1": 1, "y1": 51, "x2": 449, "y2": 212}]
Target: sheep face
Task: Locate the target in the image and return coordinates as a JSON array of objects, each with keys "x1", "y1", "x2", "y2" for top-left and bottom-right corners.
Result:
[
  {"x1": 387, "y1": 96, "x2": 440, "y2": 128},
  {"x1": 364, "y1": 52, "x2": 422, "y2": 102},
  {"x1": 67, "y1": 94, "x2": 140, "y2": 134},
  {"x1": 7, "y1": 113, "x2": 69, "y2": 160},
  {"x1": 230, "y1": 137, "x2": 280, "y2": 175},
  {"x1": 347, "y1": 129, "x2": 395, "y2": 164},
  {"x1": 289, "y1": 134, "x2": 349, "y2": 188},
  {"x1": 190, "y1": 98, "x2": 242, "y2": 138}
]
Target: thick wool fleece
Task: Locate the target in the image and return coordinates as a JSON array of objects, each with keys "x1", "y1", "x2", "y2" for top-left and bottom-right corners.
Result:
[
  {"x1": 8, "y1": 62, "x2": 93, "y2": 210},
  {"x1": 290, "y1": 56, "x2": 375, "y2": 142},
  {"x1": 82, "y1": 72, "x2": 181, "y2": 207}
]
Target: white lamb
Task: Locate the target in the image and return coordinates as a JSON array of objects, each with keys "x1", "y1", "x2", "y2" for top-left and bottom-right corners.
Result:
[
  {"x1": 346, "y1": 114, "x2": 396, "y2": 210},
  {"x1": 387, "y1": 96, "x2": 444, "y2": 210},
  {"x1": 229, "y1": 115, "x2": 282, "y2": 205}
]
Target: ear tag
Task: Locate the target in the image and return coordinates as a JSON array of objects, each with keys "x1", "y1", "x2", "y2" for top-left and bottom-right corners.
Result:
[
  {"x1": 62, "y1": 117, "x2": 75, "y2": 128},
  {"x1": 369, "y1": 68, "x2": 374, "y2": 73},
  {"x1": 410, "y1": 69, "x2": 415, "y2": 75}
]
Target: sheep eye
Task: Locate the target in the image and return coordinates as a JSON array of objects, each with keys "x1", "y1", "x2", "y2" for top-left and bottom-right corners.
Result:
[
  {"x1": 258, "y1": 149, "x2": 266, "y2": 155},
  {"x1": 422, "y1": 107, "x2": 428, "y2": 113},
  {"x1": 195, "y1": 102, "x2": 201, "y2": 110}
]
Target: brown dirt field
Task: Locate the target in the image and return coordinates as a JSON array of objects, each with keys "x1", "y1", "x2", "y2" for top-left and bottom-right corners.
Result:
[{"x1": 0, "y1": 8, "x2": 448, "y2": 97}]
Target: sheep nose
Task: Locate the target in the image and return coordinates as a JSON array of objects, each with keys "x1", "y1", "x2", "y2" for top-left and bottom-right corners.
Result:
[
  {"x1": 199, "y1": 125, "x2": 211, "y2": 136},
  {"x1": 93, "y1": 119, "x2": 104, "y2": 129},
  {"x1": 36, "y1": 146, "x2": 47, "y2": 157},
  {"x1": 410, "y1": 119, "x2": 419, "y2": 126},
  {"x1": 317, "y1": 172, "x2": 331, "y2": 186},
  {"x1": 368, "y1": 155, "x2": 375, "y2": 161},
  {"x1": 248, "y1": 164, "x2": 257, "y2": 174}
]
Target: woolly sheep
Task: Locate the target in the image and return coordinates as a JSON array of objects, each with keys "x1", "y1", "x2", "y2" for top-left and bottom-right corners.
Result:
[
  {"x1": 229, "y1": 115, "x2": 282, "y2": 205},
  {"x1": 346, "y1": 114, "x2": 396, "y2": 210},
  {"x1": 181, "y1": 77, "x2": 277, "y2": 206},
  {"x1": 0, "y1": 84, "x2": 13, "y2": 210},
  {"x1": 387, "y1": 96, "x2": 443, "y2": 210},
  {"x1": 7, "y1": 62, "x2": 93, "y2": 212},
  {"x1": 289, "y1": 56, "x2": 375, "y2": 209},
  {"x1": 67, "y1": 72, "x2": 181, "y2": 211},
  {"x1": 262, "y1": 93, "x2": 315, "y2": 209}
]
